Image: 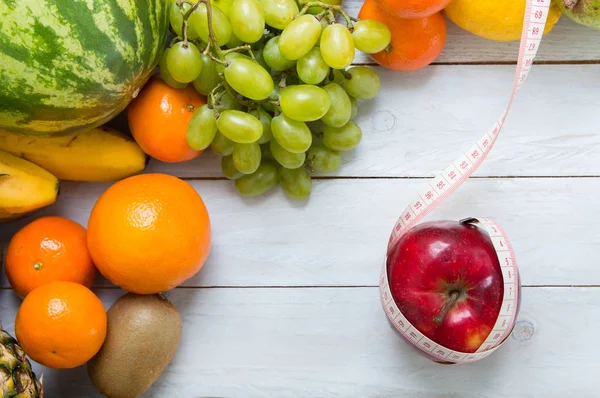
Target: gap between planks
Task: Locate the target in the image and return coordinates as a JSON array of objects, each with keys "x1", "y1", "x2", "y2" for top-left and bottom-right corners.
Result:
[
  {"x1": 1, "y1": 285, "x2": 599, "y2": 291},
  {"x1": 354, "y1": 60, "x2": 600, "y2": 66},
  {"x1": 180, "y1": 175, "x2": 600, "y2": 181}
]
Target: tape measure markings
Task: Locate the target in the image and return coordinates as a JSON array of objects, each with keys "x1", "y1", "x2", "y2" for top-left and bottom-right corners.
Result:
[{"x1": 379, "y1": 0, "x2": 550, "y2": 363}]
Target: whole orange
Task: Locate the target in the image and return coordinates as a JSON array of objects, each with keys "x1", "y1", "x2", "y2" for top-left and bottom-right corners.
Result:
[
  {"x1": 375, "y1": 0, "x2": 452, "y2": 18},
  {"x1": 359, "y1": 0, "x2": 447, "y2": 71},
  {"x1": 87, "y1": 173, "x2": 211, "y2": 294},
  {"x1": 15, "y1": 281, "x2": 107, "y2": 369},
  {"x1": 5, "y1": 216, "x2": 96, "y2": 297},
  {"x1": 127, "y1": 77, "x2": 207, "y2": 163}
]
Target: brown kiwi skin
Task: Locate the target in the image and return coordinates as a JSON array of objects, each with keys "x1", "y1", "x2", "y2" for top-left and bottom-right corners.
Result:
[{"x1": 87, "y1": 293, "x2": 183, "y2": 398}]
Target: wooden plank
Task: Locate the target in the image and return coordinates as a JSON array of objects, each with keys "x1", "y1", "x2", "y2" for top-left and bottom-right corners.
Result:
[
  {"x1": 2, "y1": 178, "x2": 598, "y2": 288},
  {"x1": 135, "y1": 65, "x2": 600, "y2": 178},
  {"x1": 0, "y1": 286, "x2": 596, "y2": 397},
  {"x1": 341, "y1": 0, "x2": 600, "y2": 64}
]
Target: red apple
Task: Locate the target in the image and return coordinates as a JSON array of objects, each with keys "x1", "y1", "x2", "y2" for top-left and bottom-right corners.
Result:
[{"x1": 385, "y1": 219, "x2": 519, "y2": 361}]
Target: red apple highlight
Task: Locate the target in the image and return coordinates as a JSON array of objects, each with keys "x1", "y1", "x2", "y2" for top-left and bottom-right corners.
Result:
[{"x1": 386, "y1": 219, "x2": 518, "y2": 359}]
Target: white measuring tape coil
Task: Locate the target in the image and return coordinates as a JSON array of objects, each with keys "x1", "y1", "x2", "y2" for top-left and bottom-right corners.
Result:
[{"x1": 379, "y1": 0, "x2": 551, "y2": 364}]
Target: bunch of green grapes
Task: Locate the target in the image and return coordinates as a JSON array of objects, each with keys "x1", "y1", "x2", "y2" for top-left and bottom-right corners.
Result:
[{"x1": 162, "y1": 0, "x2": 391, "y2": 199}]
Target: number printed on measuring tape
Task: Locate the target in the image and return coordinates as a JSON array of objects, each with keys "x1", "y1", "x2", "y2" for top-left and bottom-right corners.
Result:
[{"x1": 380, "y1": 0, "x2": 550, "y2": 363}]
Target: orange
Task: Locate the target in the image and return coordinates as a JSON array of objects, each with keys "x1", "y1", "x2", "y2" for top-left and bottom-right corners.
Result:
[
  {"x1": 359, "y1": 0, "x2": 447, "y2": 71},
  {"x1": 15, "y1": 281, "x2": 107, "y2": 369},
  {"x1": 87, "y1": 173, "x2": 211, "y2": 294},
  {"x1": 127, "y1": 77, "x2": 207, "y2": 163},
  {"x1": 5, "y1": 216, "x2": 96, "y2": 297},
  {"x1": 375, "y1": 0, "x2": 453, "y2": 18}
]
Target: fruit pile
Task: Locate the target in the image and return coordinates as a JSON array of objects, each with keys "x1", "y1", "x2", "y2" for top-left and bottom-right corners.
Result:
[
  {"x1": 156, "y1": 0, "x2": 391, "y2": 199},
  {"x1": 1, "y1": 173, "x2": 211, "y2": 397}
]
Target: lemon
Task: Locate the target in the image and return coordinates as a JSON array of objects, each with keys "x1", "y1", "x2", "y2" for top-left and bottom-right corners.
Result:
[{"x1": 444, "y1": 0, "x2": 562, "y2": 42}]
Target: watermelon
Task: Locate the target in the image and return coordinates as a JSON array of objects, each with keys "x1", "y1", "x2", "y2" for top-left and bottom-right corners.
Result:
[{"x1": 0, "y1": 0, "x2": 169, "y2": 136}]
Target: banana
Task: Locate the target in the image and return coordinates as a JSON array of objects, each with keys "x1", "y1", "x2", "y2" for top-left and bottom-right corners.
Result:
[
  {"x1": 0, "y1": 150, "x2": 59, "y2": 222},
  {"x1": 0, "y1": 126, "x2": 148, "y2": 182}
]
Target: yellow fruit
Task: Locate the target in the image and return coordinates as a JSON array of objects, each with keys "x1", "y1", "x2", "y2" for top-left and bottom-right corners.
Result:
[
  {"x1": 444, "y1": 0, "x2": 562, "y2": 42},
  {"x1": 0, "y1": 150, "x2": 59, "y2": 222},
  {"x1": 0, "y1": 126, "x2": 148, "y2": 182}
]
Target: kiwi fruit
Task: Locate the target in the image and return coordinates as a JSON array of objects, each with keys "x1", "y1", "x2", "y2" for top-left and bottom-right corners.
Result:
[{"x1": 87, "y1": 293, "x2": 183, "y2": 398}]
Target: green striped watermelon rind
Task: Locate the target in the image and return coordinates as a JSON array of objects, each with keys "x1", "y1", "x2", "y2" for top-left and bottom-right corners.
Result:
[{"x1": 0, "y1": 0, "x2": 170, "y2": 136}]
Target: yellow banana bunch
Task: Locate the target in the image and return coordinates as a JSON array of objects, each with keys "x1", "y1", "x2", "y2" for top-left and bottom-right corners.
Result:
[
  {"x1": 0, "y1": 150, "x2": 59, "y2": 222},
  {"x1": 0, "y1": 126, "x2": 148, "y2": 182}
]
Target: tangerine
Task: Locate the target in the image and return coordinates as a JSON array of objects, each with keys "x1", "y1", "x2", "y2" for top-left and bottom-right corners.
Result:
[
  {"x1": 127, "y1": 77, "x2": 207, "y2": 163},
  {"x1": 87, "y1": 173, "x2": 211, "y2": 294},
  {"x1": 358, "y1": 0, "x2": 447, "y2": 71},
  {"x1": 5, "y1": 216, "x2": 96, "y2": 297},
  {"x1": 375, "y1": 0, "x2": 452, "y2": 18},
  {"x1": 15, "y1": 281, "x2": 107, "y2": 369}
]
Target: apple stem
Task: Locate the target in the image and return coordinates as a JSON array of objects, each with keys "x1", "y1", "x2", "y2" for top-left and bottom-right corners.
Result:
[
  {"x1": 434, "y1": 290, "x2": 461, "y2": 326},
  {"x1": 563, "y1": 0, "x2": 579, "y2": 9}
]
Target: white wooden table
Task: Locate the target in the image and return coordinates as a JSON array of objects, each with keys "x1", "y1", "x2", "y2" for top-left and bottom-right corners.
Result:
[{"x1": 2, "y1": 5, "x2": 600, "y2": 396}]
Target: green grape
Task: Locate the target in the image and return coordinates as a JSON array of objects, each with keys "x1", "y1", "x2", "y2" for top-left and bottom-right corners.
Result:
[
  {"x1": 249, "y1": 108, "x2": 273, "y2": 144},
  {"x1": 320, "y1": 24, "x2": 355, "y2": 69},
  {"x1": 321, "y1": 83, "x2": 351, "y2": 128},
  {"x1": 217, "y1": 110, "x2": 263, "y2": 143},
  {"x1": 211, "y1": 131, "x2": 236, "y2": 155},
  {"x1": 193, "y1": 54, "x2": 220, "y2": 95},
  {"x1": 322, "y1": 121, "x2": 362, "y2": 151},
  {"x1": 261, "y1": 142, "x2": 275, "y2": 161},
  {"x1": 331, "y1": 68, "x2": 347, "y2": 86},
  {"x1": 260, "y1": 0, "x2": 299, "y2": 30},
  {"x1": 299, "y1": 0, "x2": 342, "y2": 15},
  {"x1": 189, "y1": 3, "x2": 232, "y2": 46},
  {"x1": 224, "y1": 58, "x2": 274, "y2": 100},
  {"x1": 263, "y1": 37, "x2": 296, "y2": 71},
  {"x1": 271, "y1": 114, "x2": 312, "y2": 153},
  {"x1": 186, "y1": 105, "x2": 218, "y2": 150},
  {"x1": 279, "y1": 167, "x2": 312, "y2": 200},
  {"x1": 222, "y1": 155, "x2": 244, "y2": 179},
  {"x1": 349, "y1": 96, "x2": 358, "y2": 120},
  {"x1": 233, "y1": 142, "x2": 262, "y2": 174},
  {"x1": 224, "y1": 52, "x2": 252, "y2": 62},
  {"x1": 166, "y1": 41, "x2": 204, "y2": 83},
  {"x1": 270, "y1": 139, "x2": 306, "y2": 169},
  {"x1": 169, "y1": 1, "x2": 190, "y2": 37},
  {"x1": 252, "y1": 49, "x2": 270, "y2": 71},
  {"x1": 343, "y1": 66, "x2": 380, "y2": 99},
  {"x1": 235, "y1": 161, "x2": 279, "y2": 196},
  {"x1": 280, "y1": 85, "x2": 331, "y2": 122},
  {"x1": 159, "y1": 48, "x2": 187, "y2": 89},
  {"x1": 212, "y1": 0, "x2": 234, "y2": 17},
  {"x1": 351, "y1": 20, "x2": 392, "y2": 54},
  {"x1": 306, "y1": 144, "x2": 342, "y2": 173},
  {"x1": 278, "y1": 14, "x2": 322, "y2": 60},
  {"x1": 296, "y1": 47, "x2": 329, "y2": 85},
  {"x1": 230, "y1": 0, "x2": 265, "y2": 43},
  {"x1": 215, "y1": 91, "x2": 244, "y2": 111},
  {"x1": 226, "y1": 33, "x2": 245, "y2": 48}
]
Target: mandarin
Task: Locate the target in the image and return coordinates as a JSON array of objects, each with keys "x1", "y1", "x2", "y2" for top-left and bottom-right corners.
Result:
[
  {"x1": 15, "y1": 281, "x2": 107, "y2": 369},
  {"x1": 5, "y1": 216, "x2": 96, "y2": 297},
  {"x1": 127, "y1": 77, "x2": 207, "y2": 163},
  {"x1": 359, "y1": 0, "x2": 447, "y2": 71},
  {"x1": 375, "y1": 0, "x2": 452, "y2": 18},
  {"x1": 87, "y1": 173, "x2": 211, "y2": 294}
]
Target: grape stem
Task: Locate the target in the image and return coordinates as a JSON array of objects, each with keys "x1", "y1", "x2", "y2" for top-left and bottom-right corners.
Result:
[
  {"x1": 207, "y1": 53, "x2": 230, "y2": 66},
  {"x1": 208, "y1": 82, "x2": 225, "y2": 109},
  {"x1": 297, "y1": 1, "x2": 357, "y2": 27},
  {"x1": 223, "y1": 82, "x2": 256, "y2": 107},
  {"x1": 222, "y1": 45, "x2": 257, "y2": 61},
  {"x1": 180, "y1": 0, "x2": 203, "y2": 45},
  {"x1": 278, "y1": 74, "x2": 287, "y2": 89}
]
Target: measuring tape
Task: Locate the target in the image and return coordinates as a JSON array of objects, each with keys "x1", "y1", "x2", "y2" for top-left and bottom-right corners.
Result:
[{"x1": 379, "y1": 0, "x2": 551, "y2": 363}]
